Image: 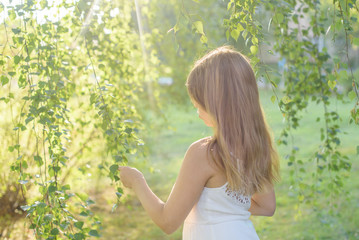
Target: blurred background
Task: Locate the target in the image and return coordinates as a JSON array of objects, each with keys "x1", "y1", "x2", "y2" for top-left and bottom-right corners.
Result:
[{"x1": 0, "y1": 0, "x2": 358, "y2": 239}]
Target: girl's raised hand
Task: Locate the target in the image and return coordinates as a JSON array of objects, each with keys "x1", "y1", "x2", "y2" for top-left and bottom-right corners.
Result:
[{"x1": 118, "y1": 166, "x2": 145, "y2": 189}]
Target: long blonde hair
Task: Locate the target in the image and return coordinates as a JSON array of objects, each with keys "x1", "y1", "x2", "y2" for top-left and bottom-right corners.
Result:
[{"x1": 186, "y1": 46, "x2": 280, "y2": 195}]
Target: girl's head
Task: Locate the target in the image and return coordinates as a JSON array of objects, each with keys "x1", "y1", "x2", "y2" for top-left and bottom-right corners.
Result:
[{"x1": 186, "y1": 46, "x2": 280, "y2": 195}]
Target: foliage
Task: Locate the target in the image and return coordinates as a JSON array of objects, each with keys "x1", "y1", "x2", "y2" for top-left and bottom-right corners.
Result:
[{"x1": 0, "y1": 0, "x2": 155, "y2": 238}]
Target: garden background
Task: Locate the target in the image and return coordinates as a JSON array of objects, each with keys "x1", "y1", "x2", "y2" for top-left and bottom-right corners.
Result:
[{"x1": 0, "y1": 0, "x2": 358, "y2": 239}]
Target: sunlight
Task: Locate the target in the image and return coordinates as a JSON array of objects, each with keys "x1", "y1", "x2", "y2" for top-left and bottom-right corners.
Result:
[
  {"x1": 134, "y1": 0, "x2": 155, "y2": 109},
  {"x1": 0, "y1": 0, "x2": 104, "y2": 52},
  {"x1": 0, "y1": 0, "x2": 78, "y2": 24}
]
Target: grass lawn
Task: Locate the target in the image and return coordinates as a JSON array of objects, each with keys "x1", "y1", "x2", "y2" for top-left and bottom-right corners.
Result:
[{"x1": 92, "y1": 90, "x2": 359, "y2": 240}]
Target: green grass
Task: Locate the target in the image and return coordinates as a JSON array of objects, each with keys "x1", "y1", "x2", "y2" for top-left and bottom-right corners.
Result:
[{"x1": 92, "y1": 90, "x2": 359, "y2": 240}]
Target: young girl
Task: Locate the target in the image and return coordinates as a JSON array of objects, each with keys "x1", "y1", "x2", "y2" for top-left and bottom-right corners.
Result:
[{"x1": 118, "y1": 46, "x2": 280, "y2": 239}]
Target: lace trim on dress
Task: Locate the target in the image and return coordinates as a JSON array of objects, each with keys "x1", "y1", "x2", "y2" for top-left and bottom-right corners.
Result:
[{"x1": 224, "y1": 187, "x2": 251, "y2": 206}]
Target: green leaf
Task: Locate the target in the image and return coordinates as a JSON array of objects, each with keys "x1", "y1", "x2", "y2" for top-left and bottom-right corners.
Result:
[
  {"x1": 62, "y1": 184, "x2": 70, "y2": 191},
  {"x1": 79, "y1": 211, "x2": 88, "y2": 217},
  {"x1": 8, "y1": 146, "x2": 14, "y2": 152},
  {"x1": 18, "y1": 74, "x2": 27, "y2": 88},
  {"x1": 50, "y1": 228, "x2": 59, "y2": 235},
  {"x1": 348, "y1": 90, "x2": 356, "y2": 101},
  {"x1": 237, "y1": 23, "x2": 244, "y2": 32},
  {"x1": 88, "y1": 230, "x2": 100, "y2": 237},
  {"x1": 250, "y1": 45, "x2": 258, "y2": 55},
  {"x1": 12, "y1": 28, "x2": 21, "y2": 34},
  {"x1": 34, "y1": 155, "x2": 43, "y2": 166},
  {"x1": 74, "y1": 221, "x2": 84, "y2": 229},
  {"x1": 54, "y1": 131, "x2": 62, "y2": 137},
  {"x1": 125, "y1": 128, "x2": 132, "y2": 134},
  {"x1": 25, "y1": 116, "x2": 34, "y2": 124},
  {"x1": 77, "y1": 0, "x2": 87, "y2": 12},
  {"x1": 60, "y1": 221, "x2": 70, "y2": 230},
  {"x1": 270, "y1": 80, "x2": 277, "y2": 88},
  {"x1": 76, "y1": 192, "x2": 89, "y2": 202},
  {"x1": 242, "y1": 29, "x2": 248, "y2": 39},
  {"x1": 44, "y1": 214, "x2": 53, "y2": 222},
  {"x1": 271, "y1": 95, "x2": 276, "y2": 104},
  {"x1": 281, "y1": 95, "x2": 292, "y2": 104},
  {"x1": 22, "y1": 160, "x2": 28, "y2": 169},
  {"x1": 74, "y1": 233, "x2": 85, "y2": 240},
  {"x1": 53, "y1": 166, "x2": 61, "y2": 172},
  {"x1": 276, "y1": 13, "x2": 284, "y2": 24},
  {"x1": 109, "y1": 164, "x2": 119, "y2": 174},
  {"x1": 98, "y1": 63, "x2": 105, "y2": 70},
  {"x1": 193, "y1": 21, "x2": 204, "y2": 35},
  {"x1": 9, "y1": 10, "x2": 16, "y2": 21},
  {"x1": 230, "y1": 29, "x2": 240, "y2": 41},
  {"x1": 48, "y1": 185, "x2": 57, "y2": 193},
  {"x1": 37, "y1": 202, "x2": 47, "y2": 209},
  {"x1": 85, "y1": 30, "x2": 93, "y2": 41},
  {"x1": 353, "y1": 37, "x2": 359, "y2": 46},
  {"x1": 328, "y1": 80, "x2": 336, "y2": 90},
  {"x1": 1, "y1": 75, "x2": 9, "y2": 86},
  {"x1": 200, "y1": 35, "x2": 207, "y2": 44},
  {"x1": 40, "y1": 0, "x2": 48, "y2": 9}
]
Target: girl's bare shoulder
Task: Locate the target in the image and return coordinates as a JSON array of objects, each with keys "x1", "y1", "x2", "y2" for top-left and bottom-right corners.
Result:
[
  {"x1": 187, "y1": 137, "x2": 225, "y2": 186},
  {"x1": 185, "y1": 137, "x2": 215, "y2": 169},
  {"x1": 188, "y1": 137, "x2": 212, "y2": 153}
]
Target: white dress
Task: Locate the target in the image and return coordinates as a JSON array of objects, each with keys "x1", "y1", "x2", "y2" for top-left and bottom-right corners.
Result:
[{"x1": 183, "y1": 183, "x2": 260, "y2": 240}]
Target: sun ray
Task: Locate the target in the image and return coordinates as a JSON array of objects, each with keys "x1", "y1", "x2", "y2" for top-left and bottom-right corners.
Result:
[{"x1": 134, "y1": 0, "x2": 155, "y2": 109}]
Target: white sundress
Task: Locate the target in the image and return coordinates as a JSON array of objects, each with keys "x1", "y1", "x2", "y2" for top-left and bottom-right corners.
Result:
[{"x1": 183, "y1": 182, "x2": 260, "y2": 240}]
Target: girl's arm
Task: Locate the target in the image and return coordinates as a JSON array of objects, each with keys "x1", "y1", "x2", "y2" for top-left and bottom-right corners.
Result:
[
  {"x1": 248, "y1": 187, "x2": 276, "y2": 216},
  {"x1": 118, "y1": 139, "x2": 213, "y2": 234}
]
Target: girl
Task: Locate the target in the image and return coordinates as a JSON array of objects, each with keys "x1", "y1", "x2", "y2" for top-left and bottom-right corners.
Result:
[{"x1": 118, "y1": 46, "x2": 280, "y2": 239}]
